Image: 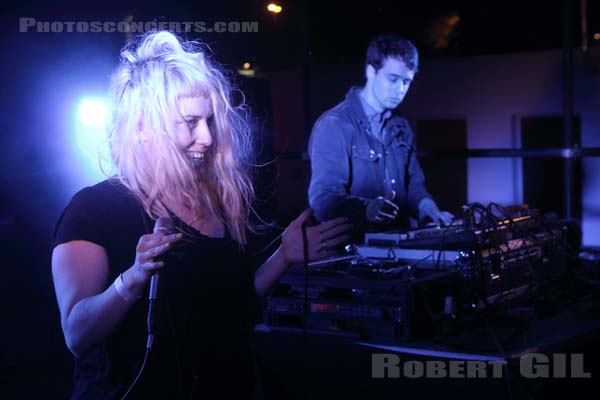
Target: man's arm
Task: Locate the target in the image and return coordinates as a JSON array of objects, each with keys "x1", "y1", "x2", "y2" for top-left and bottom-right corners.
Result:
[
  {"x1": 403, "y1": 125, "x2": 453, "y2": 226},
  {"x1": 308, "y1": 115, "x2": 371, "y2": 227},
  {"x1": 405, "y1": 142, "x2": 433, "y2": 218}
]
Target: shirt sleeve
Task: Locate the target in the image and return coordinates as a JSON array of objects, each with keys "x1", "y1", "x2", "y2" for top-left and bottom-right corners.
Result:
[
  {"x1": 403, "y1": 123, "x2": 433, "y2": 217},
  {"x1": 308, "y1": 114, "x2": 370, "y2": 227},
  {"x1": 52, "y1": 186, "x2": 110, "y2": 249}
]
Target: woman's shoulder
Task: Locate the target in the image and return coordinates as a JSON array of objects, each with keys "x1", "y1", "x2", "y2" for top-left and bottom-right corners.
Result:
[
  {"x1": 53, "y1": 178, "x2": 143, "y2": 248},
  {"x1": 76, "y1": 177, "x2": 131, "y2": 199},
  {"x1": 67, "y1": 178, "x2": 136, "y2": 212}
]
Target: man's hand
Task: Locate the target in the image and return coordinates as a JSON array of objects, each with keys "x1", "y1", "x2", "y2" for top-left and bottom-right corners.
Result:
[
  {"x1": 418, "y1": 197, "x2": 454, "y2": 226},
  {"x1": 366, "y1": 191, "x2": 399, "y2": 224}
]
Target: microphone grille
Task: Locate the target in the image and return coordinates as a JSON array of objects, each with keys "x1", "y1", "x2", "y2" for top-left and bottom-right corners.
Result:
[{"x1": 153, "y1": 217, "x2": 174, "y2": 233}]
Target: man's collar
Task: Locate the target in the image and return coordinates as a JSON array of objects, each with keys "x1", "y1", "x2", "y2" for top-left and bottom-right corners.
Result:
[
  {"x1": 345, "y1": 86, "x2": 392, "y2": 128},
  {"x1": 358, "y1": 91, "x2": 392, "y2": 124}
]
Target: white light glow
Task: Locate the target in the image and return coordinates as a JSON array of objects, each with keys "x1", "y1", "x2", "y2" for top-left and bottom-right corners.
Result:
[
  {"x1": 71, "y1": 96, "x2": 113, "y2": 185},
  {"x1": 78, "y1": 98, "x2": 110, "y2": 127}
]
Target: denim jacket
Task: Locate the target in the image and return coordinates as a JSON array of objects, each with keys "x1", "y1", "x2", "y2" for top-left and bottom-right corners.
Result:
[{"x1": 308, "y1": 87, "x2": 431, "y2": 228}]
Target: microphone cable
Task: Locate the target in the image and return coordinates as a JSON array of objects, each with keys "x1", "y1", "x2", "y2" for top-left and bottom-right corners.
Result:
[
  {"x1": 301, "y1": 219, "x2": 310, "y2": 400},
  {"x1": 120, "y1": 216, "x2": 173, "y2": 399}
]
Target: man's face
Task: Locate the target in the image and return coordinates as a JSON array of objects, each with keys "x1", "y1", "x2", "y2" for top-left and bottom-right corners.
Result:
[{"x1": 366, "y1": 57, "x2": 415, "y2": 111}]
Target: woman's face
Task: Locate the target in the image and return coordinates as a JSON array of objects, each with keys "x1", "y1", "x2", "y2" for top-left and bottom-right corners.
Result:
[{"x1": 174, "y1": 96, "x2": 214, "y2": 165}]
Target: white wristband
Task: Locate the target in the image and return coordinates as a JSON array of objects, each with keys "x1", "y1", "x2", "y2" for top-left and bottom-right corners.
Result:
[{"x1": 114, "y1": 273, "x2": 140, "y2": 303}]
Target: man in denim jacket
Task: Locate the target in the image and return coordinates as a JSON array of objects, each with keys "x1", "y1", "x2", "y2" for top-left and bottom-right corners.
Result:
[{"x1": 308, "y1": 35, "x2": 453, "y2": 230}]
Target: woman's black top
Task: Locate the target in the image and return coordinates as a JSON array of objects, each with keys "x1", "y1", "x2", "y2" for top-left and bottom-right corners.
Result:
[{"x1": 53, "y1": 179, "x2": 259, "y2": 399}]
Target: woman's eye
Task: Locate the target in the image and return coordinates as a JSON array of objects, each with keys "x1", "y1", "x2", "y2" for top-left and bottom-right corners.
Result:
[{"x1": 185, "y1": 119, "x2": 197, "y2": 128}]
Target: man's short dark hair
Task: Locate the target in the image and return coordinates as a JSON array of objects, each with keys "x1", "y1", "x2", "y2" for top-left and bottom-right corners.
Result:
[{"x1": 366, "y1": 34, "x2": 419, "y2": 72}]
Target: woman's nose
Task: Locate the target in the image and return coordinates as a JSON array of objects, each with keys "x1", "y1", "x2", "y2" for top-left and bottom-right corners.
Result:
[{"x1": 193, "y1": 120, "x2": 212, "y2": 147}]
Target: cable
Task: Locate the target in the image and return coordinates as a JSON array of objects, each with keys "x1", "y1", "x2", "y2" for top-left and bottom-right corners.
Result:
[
  {"x1": 250, "y1": 230, "x2": 285, "y2": 257},
  {"x1": 491, "y1": 203, "x2": 576, "y2": 296},
  {"x1": 486, "y1": 203, "x2": 543, "y2": 306},
  {"x1": 488, "y1": 203, "x2": 531, "y2": 306},
  {"x1": 301, "y1": 220, "x2": 310, "y2": 339},
  {"x1": 435, "y1": 224, "x2": 449, "y2": 270},
  {"x1": 121, "y1": 208, "x2": 160, "y2": 400},
  {"x1": 485, "y1": 321, "x2": 514, "y2": 400},
  {"x1": 459, "y1": 266, "x2": 515, "y2": 400},
  {"x1": 300, "y1": 219, "x2": 310, "y2": 400},
  {"x1": 120, "y1": 346, "x2": 151, "y2": 400}
]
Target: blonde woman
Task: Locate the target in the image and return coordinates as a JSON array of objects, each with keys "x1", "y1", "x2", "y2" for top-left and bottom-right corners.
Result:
[{"x1": 52, "y1": 31, "x2": 351, "y2": 399}]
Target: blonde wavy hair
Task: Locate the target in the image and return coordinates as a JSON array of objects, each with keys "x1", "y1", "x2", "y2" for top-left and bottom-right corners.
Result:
[{"x1": 108, "y1": 31, "x2": 255, "y2": 245}]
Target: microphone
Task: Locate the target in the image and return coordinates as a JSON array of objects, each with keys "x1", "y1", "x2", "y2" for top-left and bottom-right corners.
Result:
[
  {"x1": 147, "y1": 217, "x2": 174, "y2": 349},
  {"x1": 149, "y1": 217, "x2": 174, "y2": 301}
]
